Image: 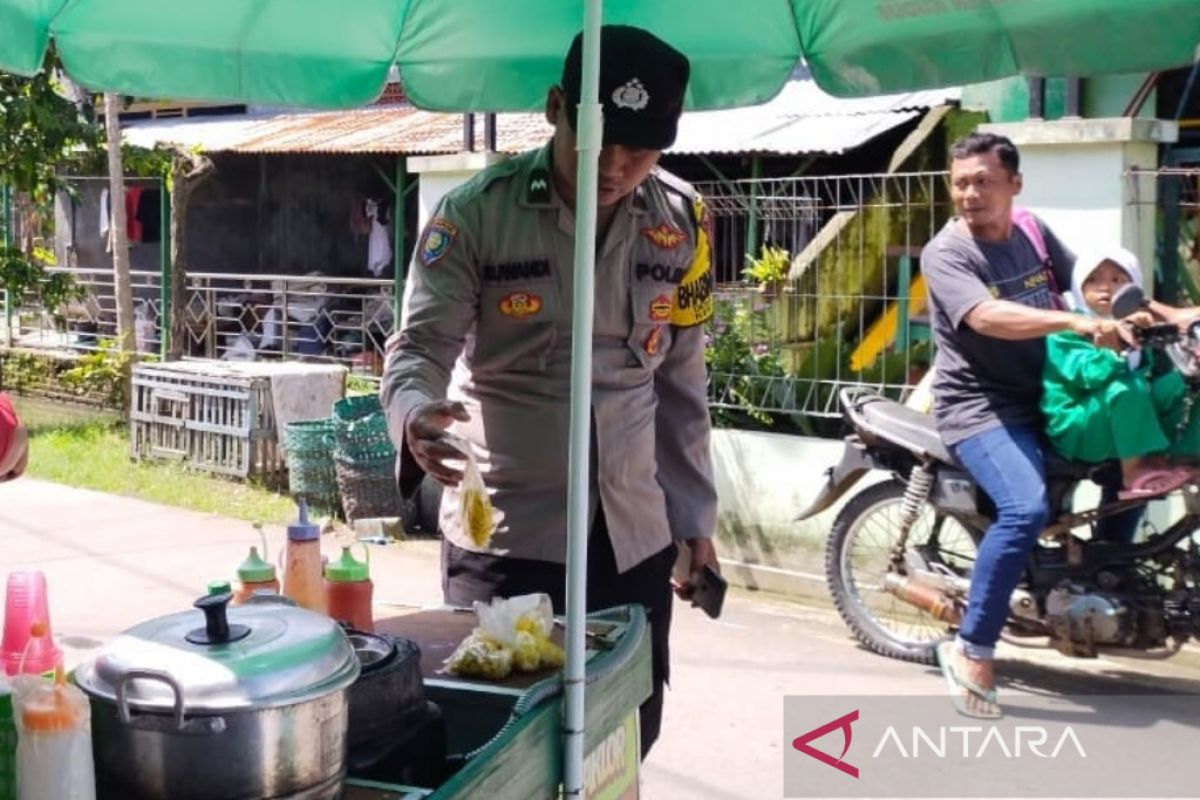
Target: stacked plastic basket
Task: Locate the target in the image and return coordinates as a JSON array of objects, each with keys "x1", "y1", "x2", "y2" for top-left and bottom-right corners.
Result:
[
  {"x1": 284, "y1": 393, "x2": 403, "y2": 522},
  {"x1": 284, "y1": 418, "x2": 341, "y2": 515},
  {"x1": 329, "y1": 394, "x2": 402, "y2": 522}
]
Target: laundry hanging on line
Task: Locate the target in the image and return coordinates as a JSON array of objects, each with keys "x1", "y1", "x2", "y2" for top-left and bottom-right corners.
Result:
[{"x1": 99, "y1": 186, "x2": 162, "y2": 244}]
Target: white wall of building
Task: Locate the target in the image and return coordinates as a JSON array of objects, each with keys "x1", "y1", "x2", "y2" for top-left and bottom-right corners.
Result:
[
  {"x1": 406, "y1": 152, "x2": 510, "y2": 229},
  {"x1": 980, "y1": 118, "x2": 1176, "y2": 289}
]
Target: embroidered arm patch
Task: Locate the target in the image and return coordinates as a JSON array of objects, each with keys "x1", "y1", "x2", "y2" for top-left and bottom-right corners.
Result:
[{"x1": 670, "y1": 196, "x2": 714, "y2": 327}]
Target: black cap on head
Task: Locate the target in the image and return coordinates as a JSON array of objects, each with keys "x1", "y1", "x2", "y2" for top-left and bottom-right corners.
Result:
[{"x1": 560, "y1": 25, "x2": 690, "y2": 151}]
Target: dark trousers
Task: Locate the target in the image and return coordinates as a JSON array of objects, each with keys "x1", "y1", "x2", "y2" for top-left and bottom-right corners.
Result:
[{"x1": 442, "y1": 513, "x2": 676, "y2": 759}]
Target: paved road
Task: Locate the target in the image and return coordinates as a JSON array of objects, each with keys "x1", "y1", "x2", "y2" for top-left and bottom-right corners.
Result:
[{"x1": 4, "y1": 479, "x2": 1199, "y2": 799}]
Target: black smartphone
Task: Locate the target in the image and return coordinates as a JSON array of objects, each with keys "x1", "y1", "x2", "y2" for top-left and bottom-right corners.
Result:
[{"x1": 690, "y1": 564, "x2": 727, "y2": 619}]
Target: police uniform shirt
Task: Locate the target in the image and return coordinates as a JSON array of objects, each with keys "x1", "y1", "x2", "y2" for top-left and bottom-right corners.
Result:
[{"x1": 382, "y1": 143, "x2": 717, "y2": 573}]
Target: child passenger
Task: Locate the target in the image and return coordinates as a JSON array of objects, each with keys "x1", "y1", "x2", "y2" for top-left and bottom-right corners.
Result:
[{"x1": 1041, "y1": 247, "x2": 1200, "y2": 499}]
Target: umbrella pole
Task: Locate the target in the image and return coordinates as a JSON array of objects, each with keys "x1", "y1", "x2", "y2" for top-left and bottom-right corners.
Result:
[{"x1": 563, "y1": 0, "x2": 603, "y2": 796}]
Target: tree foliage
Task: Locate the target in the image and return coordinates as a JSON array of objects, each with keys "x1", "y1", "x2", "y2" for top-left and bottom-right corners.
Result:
[
  {"x1": 0, "y1": 48, "x2": 100, "y2": 203},
  {"x1": 0, "y1": 48, "x2": 101, "y2": 317}
]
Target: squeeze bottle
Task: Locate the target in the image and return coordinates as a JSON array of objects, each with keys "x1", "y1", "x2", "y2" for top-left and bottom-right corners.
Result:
[
  {"x1": 324, "y1": 545, "x2": 374, "y2": 632},
  {"x1": 282, "y1": 500, "x2": 326, "y2": 613}
]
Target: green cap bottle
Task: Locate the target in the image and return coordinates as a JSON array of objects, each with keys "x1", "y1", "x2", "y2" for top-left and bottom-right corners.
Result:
[
  {"x1": 207, "y1": 580, "x2": 232, "y2": 596},
  {"x1": 237, "y1": 546, "x2": 277, "y2": 584},
  {"x1": 325, "y1": 546, "x2": 369, "y2": 583}
]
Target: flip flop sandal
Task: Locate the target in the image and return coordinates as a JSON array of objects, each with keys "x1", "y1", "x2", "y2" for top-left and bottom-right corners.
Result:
[
  {"x1": 935, "y1": 641, "x2": 1002, "y2": 720},
  {"x1": 1118, "y1": 467, "x2": 1193, "y2": 501}
]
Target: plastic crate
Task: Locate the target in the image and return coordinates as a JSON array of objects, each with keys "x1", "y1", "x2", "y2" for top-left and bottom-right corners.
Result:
[{"x1": 130, "y1": 363, "x2": 286, "y2": 482}]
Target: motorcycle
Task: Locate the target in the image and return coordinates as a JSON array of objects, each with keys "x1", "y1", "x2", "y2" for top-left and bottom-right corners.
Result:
[{"x1": 802, "y1": 284, "x2": 1200, "y2": 664}]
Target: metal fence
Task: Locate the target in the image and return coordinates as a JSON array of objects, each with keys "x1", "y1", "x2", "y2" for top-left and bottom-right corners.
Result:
[
  {"x1": 1126, "y1": 166, "x2": 1200, "y2": 305},
  {"x1": 6, "y1": 267, "x2": 395, "y2": 375},
  {"x1": 696, "y1": 172, "x2": 952, "y2": 428}
]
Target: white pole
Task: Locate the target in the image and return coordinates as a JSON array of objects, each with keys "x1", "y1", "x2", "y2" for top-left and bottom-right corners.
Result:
[{"x1": 562, "y1": 0, "x2": 603, "y2": 795}]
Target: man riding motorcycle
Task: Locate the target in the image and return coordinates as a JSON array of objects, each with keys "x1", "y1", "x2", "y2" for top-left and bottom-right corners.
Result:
[{"x1": 923, "y1": 132, "x2": 1197, "y2": 717}]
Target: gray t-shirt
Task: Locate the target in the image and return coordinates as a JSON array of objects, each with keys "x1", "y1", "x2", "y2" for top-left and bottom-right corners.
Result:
[{"x1": 922, "y1": 216, "x2": 1074, "y2": 446}]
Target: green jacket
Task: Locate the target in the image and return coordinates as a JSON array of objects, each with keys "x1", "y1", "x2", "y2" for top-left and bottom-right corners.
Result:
[{"x1": 1041, "y1": 330, "x2": 1170, "y2": 462}]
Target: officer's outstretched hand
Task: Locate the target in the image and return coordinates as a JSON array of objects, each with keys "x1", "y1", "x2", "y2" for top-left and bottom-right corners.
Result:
[{"x1": 406, "y1": 400, "x2": 472, "y2": 487}]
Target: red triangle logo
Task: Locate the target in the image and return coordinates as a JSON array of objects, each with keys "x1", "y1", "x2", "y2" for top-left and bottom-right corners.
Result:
[{"x1": 791, "y1": 709, "x2": 860, "y2": 779}]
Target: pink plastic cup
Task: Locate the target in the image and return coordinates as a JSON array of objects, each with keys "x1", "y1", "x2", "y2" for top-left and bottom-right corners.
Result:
[{"x1": 1, "y1": 570, "x2": 62, "y2": 676}]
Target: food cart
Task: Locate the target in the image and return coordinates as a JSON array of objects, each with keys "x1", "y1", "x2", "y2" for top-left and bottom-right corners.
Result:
[
  {"x1": 63, "y1": 593, "x2": 649, "y2": 800},
  {"x1": 342, "y1": 605, "x2": 648, "y2": 800}
]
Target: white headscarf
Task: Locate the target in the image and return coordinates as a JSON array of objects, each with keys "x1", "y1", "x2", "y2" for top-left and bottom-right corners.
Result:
[{"x1": 1069, "y1": 246, "x2": 1144, "y2": 318}]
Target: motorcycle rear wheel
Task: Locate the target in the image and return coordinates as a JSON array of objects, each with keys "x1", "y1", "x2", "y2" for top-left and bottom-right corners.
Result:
[{"x1": 825, "y1": 478, "x2": 982, "y2": 665}]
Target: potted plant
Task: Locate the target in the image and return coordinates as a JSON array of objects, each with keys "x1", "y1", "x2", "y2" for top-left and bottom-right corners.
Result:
[{"x1": 742, "y1": 244, "x2": 790, "y2": 297}]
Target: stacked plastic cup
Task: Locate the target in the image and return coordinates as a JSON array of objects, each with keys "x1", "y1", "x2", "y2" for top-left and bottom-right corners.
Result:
[{"x1": 1, "y1": 571, "x2": 62, "y2": 677}]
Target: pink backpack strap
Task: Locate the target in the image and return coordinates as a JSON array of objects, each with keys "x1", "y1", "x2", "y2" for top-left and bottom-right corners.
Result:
[
  {"x1": 1011, "y1": 206, "x2": 1065, "y2": 308},
  {"x1": 1011, "y1": 206, "x2": 1049, "y2": 263}
]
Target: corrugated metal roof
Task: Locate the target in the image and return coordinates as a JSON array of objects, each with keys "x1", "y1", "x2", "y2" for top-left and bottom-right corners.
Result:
[
  {"x1": 122, "y1": 105, "x2": 552, "y2": 155},
  {"x1": 122, "y1": 79, "x2": 959, "y2": 158},
  {"x1": 669, "y1": 81, "x2": 960, "y2": 155}
]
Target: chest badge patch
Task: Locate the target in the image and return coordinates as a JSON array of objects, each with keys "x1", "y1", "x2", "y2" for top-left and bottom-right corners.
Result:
[
  {"x1": 649, "y1": 295, "x2": 672, "y2": 322},
  {"x1": 419, "y1": 217, "x2": 458, "y2": 267},
  {"x1": 499, "y1": 291, "x2": 543, "y2": 320},
  {"x1": 641, "y1": 223, "x2": 687, "y2": 250},
  {"x1": 644, "y1": 326, "x2": 663, "y2": 357}
]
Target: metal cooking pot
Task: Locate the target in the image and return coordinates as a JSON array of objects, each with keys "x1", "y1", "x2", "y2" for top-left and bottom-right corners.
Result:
[{"x1": 73, "y1": 592, "x2": 360, "y2": 800}]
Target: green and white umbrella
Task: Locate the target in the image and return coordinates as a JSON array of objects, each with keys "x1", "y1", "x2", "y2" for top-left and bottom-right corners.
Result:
[{"x1": 3, "y1": 0, "x2": 1199, "y2": 793}]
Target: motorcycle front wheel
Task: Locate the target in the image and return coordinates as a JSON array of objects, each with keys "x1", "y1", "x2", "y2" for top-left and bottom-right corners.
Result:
[{"x1": 825, "y1": 478, "x2": 982, "y2": 665}]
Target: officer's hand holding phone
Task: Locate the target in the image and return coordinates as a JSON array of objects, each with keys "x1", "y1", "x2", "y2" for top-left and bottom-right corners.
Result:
[{"x1": 673, "y1": 538, "x2": 726, "y2": 619}]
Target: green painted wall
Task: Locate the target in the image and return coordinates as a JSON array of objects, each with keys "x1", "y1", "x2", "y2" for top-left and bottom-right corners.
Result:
[{"x1": 960, "y1": 72, "x2": 1154, "y2": 122}]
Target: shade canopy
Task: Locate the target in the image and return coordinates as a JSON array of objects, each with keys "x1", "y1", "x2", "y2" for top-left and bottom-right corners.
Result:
[{"x1": 2, "y1": 0, "x2": 1198, "y2": 111}]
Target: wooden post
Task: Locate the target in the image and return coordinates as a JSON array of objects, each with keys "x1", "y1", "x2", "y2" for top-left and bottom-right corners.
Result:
[
  {"x1": 393, "y1": 158, "x2": 407, "y2": 328},
  {"x1": 159, "y1": 176, "x2": 171, "y2": 359}
]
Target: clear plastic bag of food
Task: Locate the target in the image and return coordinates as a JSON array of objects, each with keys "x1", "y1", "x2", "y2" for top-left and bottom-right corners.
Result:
[
  {"x1": 442, "y1": 629, "x2": 513, "y2": 680},
  {"x1": 445, "y1": 435, "x2": 497, "y2": 548},
  {"x1": 474, "y1": 594, "x2": 564, "y2": 673},
  {"x1": 475, "y1": 593, "x2": 553, "y2": 645}
]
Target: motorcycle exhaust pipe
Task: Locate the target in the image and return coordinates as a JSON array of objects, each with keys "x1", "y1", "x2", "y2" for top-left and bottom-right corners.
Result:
[{"x1": 883, "y1": 573, "x2": 962, "y2": 624}]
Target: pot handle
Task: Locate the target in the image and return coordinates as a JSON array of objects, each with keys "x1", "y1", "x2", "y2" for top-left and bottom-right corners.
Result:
[{"x1": 115, "y1": 668, "x2": 187, "y2": 731}]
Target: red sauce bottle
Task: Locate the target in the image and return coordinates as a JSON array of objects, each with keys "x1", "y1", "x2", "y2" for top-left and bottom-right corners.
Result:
[{"x1": 324, "y1": 545, "x2": 374, "y2": 632}]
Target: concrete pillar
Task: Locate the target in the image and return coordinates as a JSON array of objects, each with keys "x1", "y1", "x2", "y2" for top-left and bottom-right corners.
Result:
[
  {"x1": 406, "y1": 152, "x2": 509, "y2": 229},
  {"x1": 979, "y1": 118, "x2": 1177, "y2": 289}
]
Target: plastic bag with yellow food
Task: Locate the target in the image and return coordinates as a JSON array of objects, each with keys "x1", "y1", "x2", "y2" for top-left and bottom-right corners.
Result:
[
  {"x1": 446, "y1": 435, "x2": 497, "y2": 548},
  {"x1": 473, "y1": 594, "x2": 565, "y2": 673},
  {"x1": 443, "y1": 628, "x2": 513, "y2": 680}
]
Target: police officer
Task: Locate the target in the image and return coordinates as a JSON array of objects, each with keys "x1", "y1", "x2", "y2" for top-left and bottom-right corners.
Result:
[{"x1": 382, "y1": 25, "x2": 719, "y2": 757}]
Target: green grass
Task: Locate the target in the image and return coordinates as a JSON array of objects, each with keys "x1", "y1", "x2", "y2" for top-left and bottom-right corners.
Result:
[{"x1": 11, "y1": 396, "x2": 297, "y2": 525}]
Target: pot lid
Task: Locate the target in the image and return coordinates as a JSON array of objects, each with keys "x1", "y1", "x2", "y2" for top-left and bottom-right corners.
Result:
[{"x1": 73, "y1": 593, "x2": 358, "y2": 713}]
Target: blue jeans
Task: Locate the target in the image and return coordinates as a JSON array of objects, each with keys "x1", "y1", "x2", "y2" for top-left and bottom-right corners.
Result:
[{"x1": 953, "y1": 424, "x2": 1050, "y2": 659}]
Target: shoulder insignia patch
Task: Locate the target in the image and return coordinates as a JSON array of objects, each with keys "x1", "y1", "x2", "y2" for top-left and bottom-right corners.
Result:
[
  {"x1": 419, "y1": 217, "x2": 458, "y2": 267},
  {"x1": 526, "y1": 167, "x2": 552, "y2": 205}
]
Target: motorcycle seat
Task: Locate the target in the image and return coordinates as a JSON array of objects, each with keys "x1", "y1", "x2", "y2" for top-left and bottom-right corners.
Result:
[
  {"x1": 848, "y1": 391, "x2": 1117, "y2": 484},
  {"x1": 854, "y1": 394, "x2": 955, "y2": 464}
]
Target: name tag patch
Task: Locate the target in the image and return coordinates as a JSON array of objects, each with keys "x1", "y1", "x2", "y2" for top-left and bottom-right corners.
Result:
[
  {"x1": 483, "y1": 259, "x2": 551, "y2": 283},
  {"x1": 499, "y1": 291, "x2": 543, "y2": 319}
]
